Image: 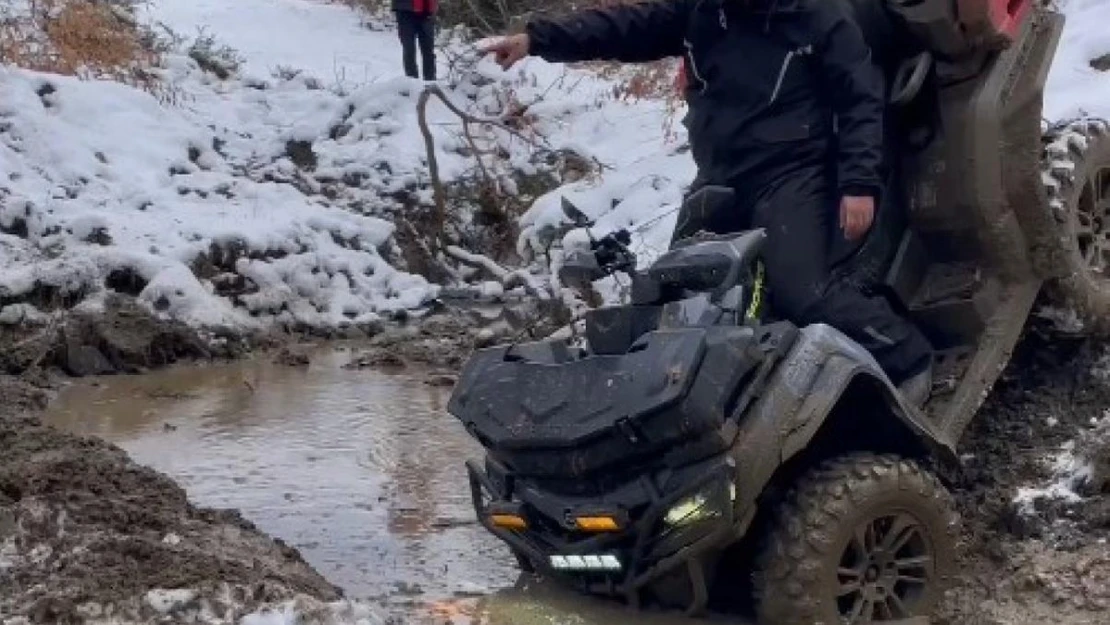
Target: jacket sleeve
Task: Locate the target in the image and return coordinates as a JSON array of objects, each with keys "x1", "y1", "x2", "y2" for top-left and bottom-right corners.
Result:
[
  {"x1": 525, "y1": 1, "x2": 691, "y2": 64},
  {"x1": 810, "y1": 2, "x2": 885, "y2": 198}
]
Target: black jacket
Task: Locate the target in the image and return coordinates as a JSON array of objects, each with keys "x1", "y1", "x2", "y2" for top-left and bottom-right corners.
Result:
[{"x1": 525, "y1": 0, "x2": 883, "y2": 197}]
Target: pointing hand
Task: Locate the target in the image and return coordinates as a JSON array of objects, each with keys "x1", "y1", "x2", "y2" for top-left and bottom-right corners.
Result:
[{"x1": 480, "y1": 34, "x2": 531, "y2": 71}]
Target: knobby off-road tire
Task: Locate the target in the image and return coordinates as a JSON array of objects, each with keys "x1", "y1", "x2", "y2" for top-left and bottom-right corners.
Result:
[
  {"x1": 754, "y1": 453, "x2": 959, "y2": 625},
  {"x1": 1042, "y1": 117, "x2": 1110, "y2": 334}
]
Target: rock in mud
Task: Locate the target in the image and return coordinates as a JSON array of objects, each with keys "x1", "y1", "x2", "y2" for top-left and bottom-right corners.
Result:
[
  {"x1": 1075, "y1": 417, "x2": 1110, "y2": 495},
  {"x1": 3, "y1": 295, "x2": 215, "y2": 379},
  {"x1": 343, "y1": 349, "x2": 406, "y2": 370},
  {"x1": 424, "y1": 373, "x2": 457, "y2": 387},
  {"x1": 273, "y1": 346, "x2": 311, "y2": 367},
  {"x1": 62, "y1": 342, "x2": 114, "y2": 377},
  {"x1": 68, "y1": 295, "x2": 213, "y2": 372}
]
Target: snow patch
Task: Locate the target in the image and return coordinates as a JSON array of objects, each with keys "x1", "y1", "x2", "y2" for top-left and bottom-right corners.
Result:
[
  {"x1": 0, "y1": 55, "x2": 437, "y2": 333},
  {"x1": 0, "y1": 538, "x2": 18, "y2": 573},
  {"x1": 1013, "y1": 411, "x2": 1110, "y2": 515},
  {"x1": 1046, "y1": 0, "x2": 1110, "y2": 121},
  {"x1": 145, "y1": 588, "x2": 199, "y2": 614},
  {"x1": 1013, "y1": 440, "x2": 1094, "y2": 514},
  {"x1": 240, "y1": 599, "x2": 385, "y2": 625}
]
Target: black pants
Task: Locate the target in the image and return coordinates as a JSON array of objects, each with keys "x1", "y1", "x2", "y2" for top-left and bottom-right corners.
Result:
[
  {"x1": 671, "y1": 166, "x2": 932, "y2": 383},
  {"x1": 396, "y1": 11, "x2": 436, "y2": 80}
]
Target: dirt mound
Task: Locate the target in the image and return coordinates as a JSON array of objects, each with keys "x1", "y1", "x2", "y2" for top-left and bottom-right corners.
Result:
[
  {"x1": 0, "y1": 295, "x2": 339, "y2": 623},
  {"x1": 0, "y1": 294, "x2": 223, "y2": 379},
  {"x1": 939, "y1": 322, "x2": 1110, "y2": 624},
  {"x1": 0, "y1": 406, "x2": 341, "y2": 623},
  {"x1": 342, "y1": 299, "x2": 571, "y2": 375}
]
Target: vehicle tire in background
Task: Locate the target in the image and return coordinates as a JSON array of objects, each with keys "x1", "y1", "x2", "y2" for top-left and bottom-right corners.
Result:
[
  {"x1": 753, "y1": 453, "x2": 959, "y2": 624},
  {"x1": 1043, "y1": 117, "x2": 1110, "y2": 334}
]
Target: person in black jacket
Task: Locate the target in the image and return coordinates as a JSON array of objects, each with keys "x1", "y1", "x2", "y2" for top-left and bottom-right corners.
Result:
[
  {"x1": 393, "y1": 0, "x2": 438, "y2": 80},
  {"x1": 482, "y1": 0, "x2": 934, "y2": 404}
]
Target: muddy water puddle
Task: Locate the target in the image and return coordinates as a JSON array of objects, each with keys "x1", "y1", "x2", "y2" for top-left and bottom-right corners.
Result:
[{"x1": 42, "y1": 348, "x2": 703, "y2": 624}]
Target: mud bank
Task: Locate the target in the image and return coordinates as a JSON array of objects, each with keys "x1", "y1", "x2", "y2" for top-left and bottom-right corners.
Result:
[
  {"x1": 0, "y1": 291, "x2": 532, "y2": 624},
  {"x1": 342, "y1": 297, "x2": 566, "y2": 374},
  {"x1": 939, "y1": 322, "x2": 1110, "y2": 625},
  {"x1": 0, "y1": 297, "x2": 343, "y2": 624}
]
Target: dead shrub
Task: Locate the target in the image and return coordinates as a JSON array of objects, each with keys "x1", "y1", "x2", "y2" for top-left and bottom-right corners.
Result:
[
  {"x1": 187, "y1": 30, "x2": 243, "y2": 80},
  {"x1": 0, "y1": 0, "x2": 160, "y2": 86}
]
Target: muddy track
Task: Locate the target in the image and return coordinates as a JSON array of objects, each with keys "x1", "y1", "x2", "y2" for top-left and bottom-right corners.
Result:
[{"x1": 938, "y1": 315, "x2": 1110, "y2": 624}]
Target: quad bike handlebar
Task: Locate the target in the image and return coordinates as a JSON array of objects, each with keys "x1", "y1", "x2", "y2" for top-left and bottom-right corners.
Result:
[
  {"x1": 558, "y1": 185, "x2": 766, "y2": 301},
  {"x1": 558, "y1": 229, "x2": 638, "y2": 289}
]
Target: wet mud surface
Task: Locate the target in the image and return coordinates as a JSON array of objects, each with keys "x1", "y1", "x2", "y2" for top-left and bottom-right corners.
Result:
[
  {"x1": 937, "y1": 326, "x2": 1110, "y2": 624},
  {"x1": 0, "y1": 297, "x2": 342, "y2": 623},
  {"x1": 0, "y1": 392, "x2": 339, "y2": 624}
]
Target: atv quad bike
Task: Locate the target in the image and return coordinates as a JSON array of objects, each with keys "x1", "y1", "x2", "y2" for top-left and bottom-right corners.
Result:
[{"x1": 447, "y1": 0, "x2": 1110, "y2": 623}]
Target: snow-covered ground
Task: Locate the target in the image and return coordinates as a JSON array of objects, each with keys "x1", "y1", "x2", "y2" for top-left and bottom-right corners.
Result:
[
  {"x1": 2, "y1": 0, "x2": 1107, "y2": 336},
  {"x1": 1045, "y1": 0, "x2": 1110, "y2": 121},
  {"x1": 142, "y1": 0, "x2": 401, "y2": 90},
  {"x1": 0, "y1": 63, "x2": 436, "y2": 331},
  {"x1": 0, "y1": 0, "x2": 694, "y2": 333}
]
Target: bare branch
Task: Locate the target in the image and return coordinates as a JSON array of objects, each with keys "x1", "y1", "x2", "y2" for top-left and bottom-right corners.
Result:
[
  {"x1": 445, "y1": 245, "x2": 551, "y2": 300},
  {"x1": 416, "y1": 88, "x2": 449, "y2": 236}
]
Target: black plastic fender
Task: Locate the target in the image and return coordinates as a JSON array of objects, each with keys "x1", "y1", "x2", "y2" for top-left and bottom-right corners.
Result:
[{"x1": 725, "y1": 324, "x2": 958, "y2": 526}]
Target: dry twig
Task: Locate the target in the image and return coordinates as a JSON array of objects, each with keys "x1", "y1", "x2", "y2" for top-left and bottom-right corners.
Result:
[{"x1": 415, "y1": 84, "x2": 548, "y2": 240}]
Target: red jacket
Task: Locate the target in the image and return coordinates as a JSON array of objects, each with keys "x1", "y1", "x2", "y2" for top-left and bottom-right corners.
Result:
[{"x1": 393, "y1": 0, "x2": 437, "y2": 15}]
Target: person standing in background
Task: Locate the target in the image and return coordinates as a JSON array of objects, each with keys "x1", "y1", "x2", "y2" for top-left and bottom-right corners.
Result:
[{"x1": 393, "y1": 0, "x2": 438, "y2": 81}]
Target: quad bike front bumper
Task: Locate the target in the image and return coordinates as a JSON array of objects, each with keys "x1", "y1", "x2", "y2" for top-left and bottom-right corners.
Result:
[{"x1": 466, "y1": 455, "x2": 740, "y2": 613}]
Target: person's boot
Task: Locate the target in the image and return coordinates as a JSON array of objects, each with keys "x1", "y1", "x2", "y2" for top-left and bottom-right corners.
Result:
[{"x1": 897, "y1": 360, "x2": 933, "y2": 408}]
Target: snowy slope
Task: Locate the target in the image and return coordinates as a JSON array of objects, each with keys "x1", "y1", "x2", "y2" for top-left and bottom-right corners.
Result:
[
  {"x1": 1046, "y1": 0, "x2": 1110, "y2": 121},
  {"x1": 142, "y1": 0, "x2": 400, "y2": 90},
  {"x1": 0, "y1": 61, "x2": 437, "y2": 331},
  {"x1": 140, "y1": 0, "x2": 696, "y2": 310},
  {"x1": 145, "y1": 0, "x2": 696, "y2": 262},
  {"x1": 1, "y1": 0, "x2": 1107, "y2": 337}
]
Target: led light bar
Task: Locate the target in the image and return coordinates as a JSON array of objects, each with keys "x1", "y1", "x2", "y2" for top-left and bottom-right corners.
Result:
[{"x1": 549, "y1": 554, "x2": 622, "y2": 571}]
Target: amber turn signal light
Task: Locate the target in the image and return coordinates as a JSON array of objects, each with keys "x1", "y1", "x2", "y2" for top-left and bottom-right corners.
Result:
[
  {"x1": 574, "y1": 516, "x2": 621, "y2": 532},
  {"x1": 490, "y1": 513, "x2": 528, "y2": 530}
]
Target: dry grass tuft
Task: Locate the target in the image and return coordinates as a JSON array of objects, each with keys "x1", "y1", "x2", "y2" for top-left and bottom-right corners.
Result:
[{"x1": 0, "y1": 0, "x2": 159, "y2": 84}]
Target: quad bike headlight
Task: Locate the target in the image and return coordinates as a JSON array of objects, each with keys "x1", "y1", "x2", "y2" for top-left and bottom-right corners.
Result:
[{"x1": 663, "y1": 483, "x2": 736, "y2": 527}]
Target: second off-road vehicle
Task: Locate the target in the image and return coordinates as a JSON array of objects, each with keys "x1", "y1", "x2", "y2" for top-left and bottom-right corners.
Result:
[{"x1": 447, "y1": 0, "x2": 1110, "y2": 622}]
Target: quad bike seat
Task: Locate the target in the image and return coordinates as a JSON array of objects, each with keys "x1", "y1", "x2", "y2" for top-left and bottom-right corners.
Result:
[{"x1": 650, "y1": 229, "x2": 766, "y2": 293}]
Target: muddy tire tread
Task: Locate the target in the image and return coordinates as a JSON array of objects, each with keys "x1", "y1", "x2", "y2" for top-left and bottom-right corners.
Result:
[
  {"x1": 1042, "y1": 117, "x2": 1110, "y2": 334},
  {"x1": 753, "y1": 452, "x2": 960, "y2": 625}
]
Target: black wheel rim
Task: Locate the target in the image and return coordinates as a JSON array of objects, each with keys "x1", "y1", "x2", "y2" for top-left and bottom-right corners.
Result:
[
  {"x1": 1075, "y1": 165, "x2": 1110, "y2": 273},
  {"x1": 835, "y1": 512, "x2": 934, "y2": 623}
]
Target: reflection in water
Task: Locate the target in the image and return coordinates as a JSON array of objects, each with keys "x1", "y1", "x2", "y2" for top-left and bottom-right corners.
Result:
[
  {"x1": 420, "y1": 576, "x2": 729, "y2": 625},
  {"x1": 44, "y1": 350, "x2": 511, "y2": 602},
  {"x1": 43, "y1": 349, "x2": 708, "y2": 625}
]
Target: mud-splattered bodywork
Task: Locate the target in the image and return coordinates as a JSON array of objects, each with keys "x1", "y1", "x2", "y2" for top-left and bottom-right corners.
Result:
[
  {"x1": 448, "y1": 0, "x2": 1070, "y2": 615},
  {"x1": 450, "y1": 314, "x2": 955, "y2": 611}
]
